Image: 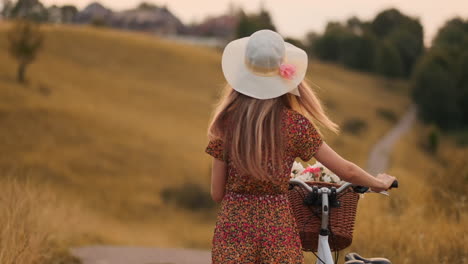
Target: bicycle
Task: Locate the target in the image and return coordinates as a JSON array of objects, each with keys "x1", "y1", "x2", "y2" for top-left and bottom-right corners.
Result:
[{"x1": 288, "y1": 179, "x2": 398, "y2": 264}]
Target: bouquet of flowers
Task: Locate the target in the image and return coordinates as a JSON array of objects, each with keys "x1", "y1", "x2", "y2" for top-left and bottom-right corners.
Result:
[{"x1": 290, "y1": 161, "x2": 345, "y2": 185}]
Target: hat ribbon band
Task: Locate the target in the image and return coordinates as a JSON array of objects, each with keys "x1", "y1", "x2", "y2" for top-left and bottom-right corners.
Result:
[{"x1": 244, "y1": 57, "x2": 283, "y2": 77}]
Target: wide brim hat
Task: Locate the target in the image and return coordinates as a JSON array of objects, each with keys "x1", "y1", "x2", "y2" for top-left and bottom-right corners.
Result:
[{"x1": 221, "y1": 29, "x2": 308, "y2": 100}]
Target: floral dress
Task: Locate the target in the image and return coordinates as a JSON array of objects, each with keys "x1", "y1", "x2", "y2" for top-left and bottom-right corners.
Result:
[{"x1": 205, "y1": 107, "x2": 323, "y2": 264}]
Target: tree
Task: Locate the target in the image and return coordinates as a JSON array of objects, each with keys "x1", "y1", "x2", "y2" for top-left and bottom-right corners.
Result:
[
  {"x1": 339, "y1": 32, "x2": 376, "y2": 71},
  {"x1": 284, "y1": 37, "x2": 306, "y2": 51},
  {"x1": 432, "y1": 18, "x2": 468, "y2": 51},
  {"x1": 304, "y1": 31, "x2": 320, "y2": 58},
  {"x1": 371, "y1": 8, "x2": 424, "y2": 77},
  {"x1": 1, "y1": 0, "x2": 13, "y2": 18},
  {"x1": 374, "y1": 40, "x2": 404, "y2": 78},
  {"x1": 138, "y1": 2, "x2": 159, "y2": 10},
  {"x1": 458, "y1": 51, "x2": 468, "y2": 125},
  {"x1": 371, "y1": 8, "x2": 422, "y2": 39},
  {"x1": 313, "y1": 22, "x2": 346, "y2": 61},
  {"x1": 10, "y1": 0, "x2": 48, "y2": 22},
  {"x1": 256, "y1": 7, "x2": 276, "y2": 31},
  {"x1": 386, "y1": 29, "x2": 424, "y2": 77},
  {"x1": 235, "y1": 10, "x2": 255, "y2": 38},
  {"x1": 412, "y1": 49, "x2": 461, "y2": 129},
  {"x1": 61, "y1": 5, "x2": 78, "y2": 23},
  {"x1": 7, "y1": 19, "x2": 44, "y2": 83},
  {"x1": 411, "y1": 17, "x2": 468, "y2": 130},
  {"x1": 234, "y1": 7, "x2": 276, "y2": 38}
]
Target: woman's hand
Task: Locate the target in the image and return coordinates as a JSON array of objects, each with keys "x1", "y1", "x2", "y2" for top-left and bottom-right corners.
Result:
[{"x1": 371, "y1": 173, "x2": 397, "y2": 193}]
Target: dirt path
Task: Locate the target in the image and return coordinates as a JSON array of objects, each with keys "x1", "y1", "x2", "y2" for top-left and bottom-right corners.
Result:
[
  {"x1": 71, "y1": 105, "x2": 417, "y2": 264},
  {"x1": 366, "y1": 104, "x2": 417, "y2": 175},
  {"x1": 71, "y1": 246, "x2": 211, "y2": 264}
]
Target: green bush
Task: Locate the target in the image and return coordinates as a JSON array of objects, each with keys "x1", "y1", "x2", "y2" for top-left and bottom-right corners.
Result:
[
  {"x1": 427, "y1": 127, "x2": 440, "y2": 154},
  {"x1": 376, "y1": 108, "x2": 397, "y2": 122},
  {"x1": 160, "y1": 182, "x2": 215, "y2": 211},
  {"x1": 342, "y1": 118, "x2": 367, "y2": 135}
]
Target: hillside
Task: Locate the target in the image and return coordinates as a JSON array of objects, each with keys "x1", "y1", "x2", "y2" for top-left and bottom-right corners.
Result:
[{"x1": 3, "y1": 23, "x2": 464, "y2": 263}]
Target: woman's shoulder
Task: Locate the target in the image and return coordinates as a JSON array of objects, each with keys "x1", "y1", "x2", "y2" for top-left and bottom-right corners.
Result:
[
  {"x1": 282, "y1": 107, "x2": 313, "y2": 126},
  {"x1": 282, "y1": 107, "x2": 321, "y2": 138}
]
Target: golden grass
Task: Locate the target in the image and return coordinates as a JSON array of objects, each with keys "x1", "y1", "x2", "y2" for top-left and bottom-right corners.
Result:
[
  {"x1": 0, "y1": 23, "x2": 465, "y2": 263},
  {"x1": 345, "y1": 122, "x2": 468, "y2": 263},
  {"x1": 0, "y1": 176, "x2": 81, "y2": 264}
]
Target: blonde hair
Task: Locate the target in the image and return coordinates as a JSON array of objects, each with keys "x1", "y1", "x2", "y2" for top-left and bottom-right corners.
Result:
[{"x1": 207, "y1": 78, "x2": 339, "y2": 184}]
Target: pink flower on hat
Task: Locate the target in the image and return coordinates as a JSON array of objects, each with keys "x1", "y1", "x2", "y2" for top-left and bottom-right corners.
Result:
[{"x1": 279, "y1": 63, "x2": 296, "y2": 80}]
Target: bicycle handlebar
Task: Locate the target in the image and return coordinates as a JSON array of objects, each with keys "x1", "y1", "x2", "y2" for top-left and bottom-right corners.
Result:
[{"x1": 289, "y1": 179, "x2": 399, "y2": 194}]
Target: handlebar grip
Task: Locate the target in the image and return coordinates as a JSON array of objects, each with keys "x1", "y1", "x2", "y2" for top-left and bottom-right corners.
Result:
[{"x1": 390, "y1": 180, "x2": 398, "y2": 189}]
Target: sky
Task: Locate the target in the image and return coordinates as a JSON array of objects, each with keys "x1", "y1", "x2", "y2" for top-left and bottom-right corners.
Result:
[{"x1": 39, "y1": 0, "x2": 468, "y2": 46}]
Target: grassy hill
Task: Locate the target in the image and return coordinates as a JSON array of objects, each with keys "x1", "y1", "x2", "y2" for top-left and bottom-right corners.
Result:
[{"x1": 0, "y1": 23, "x2": 465, "y2": 263}]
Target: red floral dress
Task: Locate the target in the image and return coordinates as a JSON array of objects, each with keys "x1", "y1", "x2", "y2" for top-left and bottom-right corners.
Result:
[{"x1": 205, "y1": 107, "x2": 323, "y2": 264}]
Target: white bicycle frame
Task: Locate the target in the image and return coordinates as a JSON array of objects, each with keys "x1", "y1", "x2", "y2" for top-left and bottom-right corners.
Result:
[{"x1": 315, "y1": 186, "x2": 335, "y2": 264}]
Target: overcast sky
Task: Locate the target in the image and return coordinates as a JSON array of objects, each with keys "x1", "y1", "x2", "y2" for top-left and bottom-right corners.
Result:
[{"x1": 40, "y1": 0, "x2": 468, "y2": 45}]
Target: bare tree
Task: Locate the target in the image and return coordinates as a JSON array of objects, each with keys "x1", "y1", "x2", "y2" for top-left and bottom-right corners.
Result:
[
  {"x1": 1, "y1": 0, "x2": 14, "y2": 18},
  {"x1": 7, "y1": 19, "x2": 43, "y2": 83}
]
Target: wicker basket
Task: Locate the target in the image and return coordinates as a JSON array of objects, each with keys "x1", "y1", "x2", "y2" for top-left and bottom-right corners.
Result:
[{"x1": 287, "y1": 181, "x2": 359, "y2": 252}]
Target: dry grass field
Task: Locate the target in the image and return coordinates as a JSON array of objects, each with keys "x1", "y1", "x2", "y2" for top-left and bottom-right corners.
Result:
[
  {"x1": 347, "y1": 122, "x2": 468, "y2": 263},
  {"x1": 0, "y1": 177, "x2": 81, "y2": 264},
  {"x1": 0, "y1": 23, "x2": 465, "y2": 263}
]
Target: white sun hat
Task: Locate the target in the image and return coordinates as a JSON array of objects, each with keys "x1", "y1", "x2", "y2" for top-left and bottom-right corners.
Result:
[{"x1": 221, "y1": 29, "x2": 308, "y2": 100}]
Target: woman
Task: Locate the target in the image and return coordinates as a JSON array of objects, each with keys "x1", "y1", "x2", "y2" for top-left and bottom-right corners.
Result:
[{"x1": 205, "y1": 29, "x2": 396, "y2": 264}]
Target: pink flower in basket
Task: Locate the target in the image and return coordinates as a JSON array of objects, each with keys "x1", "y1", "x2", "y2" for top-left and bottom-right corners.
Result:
[
  {"x1": 279, "y1": 63, "x2": 296, "y2": 80},
  {"x1": 302, "y1": 167, "x2": 321, "y2": 179}
]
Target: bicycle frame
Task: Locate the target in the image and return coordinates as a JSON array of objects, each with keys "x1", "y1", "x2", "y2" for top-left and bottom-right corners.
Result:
[
  {"x1": 289, "y1": 180, "x2": 356, "y2": 264},
  {"x1": 316, "y1": 186, "x2": 336, "y2": 264}
]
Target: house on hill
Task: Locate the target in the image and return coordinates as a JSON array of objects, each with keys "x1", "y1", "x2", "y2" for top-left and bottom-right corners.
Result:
[
  {"x1": 75, "y1": 2, "x2": 112, "y2": 25},
  {"x1": 187, "y1": 14, "x2": 239, "y2": 39},
  {"x1": 110, "y1": 4, "x2": 185, "y2": 35}
]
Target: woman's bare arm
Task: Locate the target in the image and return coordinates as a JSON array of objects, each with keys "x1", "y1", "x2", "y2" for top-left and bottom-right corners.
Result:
[
  {"x1": 314, "y1": 141, "x2": 395, "y2": 192},
  {"x1": 210, "y1": 158, "x2": 228, "y2": 203}
]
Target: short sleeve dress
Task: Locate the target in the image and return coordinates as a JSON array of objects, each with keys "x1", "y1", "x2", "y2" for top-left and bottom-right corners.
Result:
[{"x1": 205, "y1": 107, "x2": 323, "y2": 264}]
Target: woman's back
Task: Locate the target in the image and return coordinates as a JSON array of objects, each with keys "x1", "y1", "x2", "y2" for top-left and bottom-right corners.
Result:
[
  {"x1": 206, "y1": 106, "x2": 323, "y2": 194},
  {"x1": 207, "y1": 106, "x2": 325, "y2": 263}
]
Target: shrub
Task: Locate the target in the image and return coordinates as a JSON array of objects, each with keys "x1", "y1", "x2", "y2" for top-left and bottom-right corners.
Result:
[
  {"x1": 376, "y1": 108, "x2": 397, "y2": 122},
  {"x1": 427, "y1": 126, "x2": 440, "y2": 154},
  {"x1": 342, "y1": 118, "x2": 367, "y2": 135},
  {"x1": 160, "y1": 182, "x2": 215, "y2": 211}
]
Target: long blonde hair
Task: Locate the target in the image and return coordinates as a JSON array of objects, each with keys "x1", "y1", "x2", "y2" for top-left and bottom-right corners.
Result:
[{"x1": 207, "y1": 78, "x2": 339, "y2": 184}]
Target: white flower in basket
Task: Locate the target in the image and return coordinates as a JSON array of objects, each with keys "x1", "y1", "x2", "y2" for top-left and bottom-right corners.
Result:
[{"x1": 290, "y1": 161, "x2": 345, "y2": 185}]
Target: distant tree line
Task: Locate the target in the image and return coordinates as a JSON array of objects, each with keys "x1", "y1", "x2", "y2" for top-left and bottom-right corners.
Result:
[
  {"x1": 2, "y1": 0, "x2": 49, "y2": 22},
  {"x1": 411, "y1": 18, "x2": 468, "y2": 130},
  {"x1": 234, "y1": 6, "x2": 276, "y2": 38},
  {"x1": 304, "y1": 8, "x2": 424, "y2": 79},
  {"x1": 232, "y1": 7, "x2": 309, "y2": 52}
]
